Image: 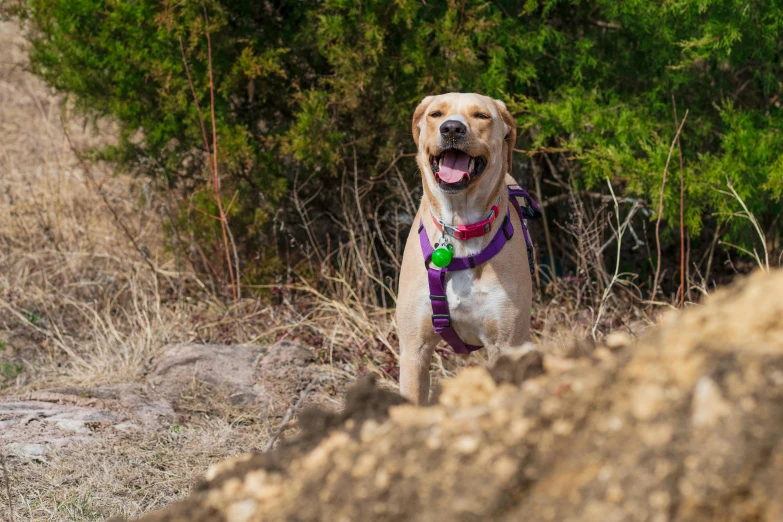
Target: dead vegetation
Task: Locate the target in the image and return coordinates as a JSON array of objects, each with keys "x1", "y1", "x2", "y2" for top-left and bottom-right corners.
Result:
[
  {"x1": 1, "y1": 12, "x2": 778, "y2": 521},
  {"x1": 0, "y1": 20, "x2": 347, "y2": 520},
  {"x1": 0, "y1": 18, "x2": 678, "y2": 520}
]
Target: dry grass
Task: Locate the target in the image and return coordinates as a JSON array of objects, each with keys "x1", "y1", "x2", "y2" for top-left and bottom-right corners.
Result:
[
  {"x1": 0, "y1": 16, "x2": 651, "y2": 521},
  {"x1": 0, "y1": 28, "x2": 179, "y2": 391},
  {"x1": 0, "y1": 20, "x2": 351, "y2": 521},
  {"x1": 9, "y1": 422, "x2": 269, "y2": 521}
]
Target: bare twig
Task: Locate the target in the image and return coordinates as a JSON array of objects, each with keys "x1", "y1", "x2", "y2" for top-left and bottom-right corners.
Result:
[
  {"x1": 353, "y1": 146, "x2": 387, "y2": 308},
  {"x1": 590, "y1": 19, "x2": 622, "y2": 29},
  {"x1": 650, "y1": 109, "x2": 688, "y2": 316},
  {"x1": 540, "y1": 191, "x2": 644, "y2": 209},
  {"x1": 263, "y1": 378, "x2": 318, "y2": 452},
  {"x1": 393, "y1": 165, "x2": 417, "y2": 217},
  {"x1": 717, "y1": 180, "x2": 770, "y2": 271},
  {"x1": 597, "y1": 200, "x2": 642, "y2": 256},
  {"x1": 592, "y1": 180, "x2": 622, "y2": 339},
  {"x1": 513, "y1": 147, "x2": 568, "y2": 156},
  {"x1": 178, "y1": 36, "x2": 211, "y2": 165},
  {"x1": 370, "y1": 152, "x2": 416, "y2": 181},
  {"x1": 673, "y1": 96, "x2": 686, "y2": 308},
  {"x1": 203, "y1": 2, "x2": 238, "y2": 305},
  {"x1": 536, "y1": 157, "x2": 557, "y2": 278},
  {"x1": 179, "y1": 6, "x2": 238, "y2": 306},
  {"x1": 63, "y1": 129, "x2": 159, "y2": 276}
]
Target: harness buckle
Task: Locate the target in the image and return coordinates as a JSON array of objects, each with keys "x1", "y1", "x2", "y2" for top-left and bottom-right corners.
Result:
[
  {"x1": 432, "y1": 314, "x2": 451, "y2": 328},
  {"x1": 502, "y1": 215, "x2": 513, "y2": 240}
]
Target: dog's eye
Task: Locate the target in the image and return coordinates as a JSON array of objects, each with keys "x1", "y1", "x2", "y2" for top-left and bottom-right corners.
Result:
[
  {"x1": 474, "y1": 112, "x2": 491, "y2": 120},
  {"x1": 429, "y1": 111, "x2": 442, "y2": 118}
]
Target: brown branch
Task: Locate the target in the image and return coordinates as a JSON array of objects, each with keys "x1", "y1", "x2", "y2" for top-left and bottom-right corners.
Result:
[
  {"x1": 178, "y1": 36, "x2": 212, "y2": 160},
  {"x1": 370, "y1": 152, "x2": 416, "y2": 181},
  {"x1": 590, "y1": 19, "x2": 622, "y2": 29},
  {"x1": 181, "y1": 8, "x2": 238, "y2": 306},
  {"x1": 537, "y1": 156, "x2": 557, "y2": 278},
  {"x1": 63, "y1": 129, "x2": 158, "y2": 275},
  {"x1": 513, "y1": 147, "x2": 567, "y2": 156},
  {"x1": 203, "y1": 1, "x2": 238, "y2": 306},
  {"x1": 263, "y1": 378, "x2": 318, "y2": 452},
  {"x1": 673, "y1": 96, "x2": 686, "y2": 308},
  {"x1": 224, "y1": 190, "x2": 240, "y2": 215},
  {"x1": 650, "y1": 109, "x2": 688, "y2": 316},
  {"x1": 540, "y1": 191, "x2": 645, "y2": 208}
]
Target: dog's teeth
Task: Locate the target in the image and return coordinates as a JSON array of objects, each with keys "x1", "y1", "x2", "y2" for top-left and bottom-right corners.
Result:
[
  {"x1": 469, "y1": 158, "x2": 475, "y2": 172},
  {"x1": 439, "y1": 156, "x2": 444, "y2": 168}
]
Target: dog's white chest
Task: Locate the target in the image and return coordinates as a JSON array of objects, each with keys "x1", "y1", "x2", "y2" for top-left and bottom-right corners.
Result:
[{"x1": 445, "y1": 270, "x2": 507, "y2": 346}]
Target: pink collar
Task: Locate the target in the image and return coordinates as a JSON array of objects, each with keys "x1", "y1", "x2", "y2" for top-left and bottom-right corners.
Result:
[{"x1": 431, "y1": 196, "x2": 502, "y2": 241}]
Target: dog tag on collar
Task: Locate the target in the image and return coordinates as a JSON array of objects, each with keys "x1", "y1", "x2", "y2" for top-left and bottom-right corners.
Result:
[{"x1": 432, "y1": 244, "x2": 454, "y2": 268}]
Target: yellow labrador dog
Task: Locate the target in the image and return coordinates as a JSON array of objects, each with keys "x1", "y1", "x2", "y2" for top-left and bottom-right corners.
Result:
[{"x1": 396, "y1": 92, "x2": 537, "y2": 404}]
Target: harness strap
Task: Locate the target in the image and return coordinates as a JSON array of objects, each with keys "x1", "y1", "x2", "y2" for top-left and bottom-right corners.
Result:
[
  {"x1": 419, "y1": 184, "x2": 540, "y2": 355},
  {"x1": 419, "y1": 211, "x2": 514, "y2": 271},
  {"x1": 427, "y1": 268, "x2": 483, "y2": 354}
]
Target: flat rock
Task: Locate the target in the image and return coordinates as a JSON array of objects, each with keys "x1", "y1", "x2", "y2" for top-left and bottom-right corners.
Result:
[
  {"x1": 0, "y1": 397, "x2": 128, "y2": 457},
  {"x1": 1, "y1": 341, "x2": 328, "y2": 459},
  {"x1": 146, "y1": 341, "x2": 320, "y2": 410},
  {"x1": 147, "y1": 344, "x2": 264, "y2": 403}
]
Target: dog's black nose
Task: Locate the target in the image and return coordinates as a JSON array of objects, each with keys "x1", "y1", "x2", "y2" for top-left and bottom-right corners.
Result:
[{"x1": 439, "y1": 120, "x2": 467, "y2": 140}]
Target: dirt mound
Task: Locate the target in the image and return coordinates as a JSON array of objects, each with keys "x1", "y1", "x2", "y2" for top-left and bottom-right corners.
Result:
[{"x1": 134, "y1": 269, "x2": 783, "y2": 522}]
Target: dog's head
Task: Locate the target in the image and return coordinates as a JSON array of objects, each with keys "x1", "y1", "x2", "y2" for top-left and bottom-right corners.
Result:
[{"x1": 412, "y1": 93, "x2": 516, "y2": 195}]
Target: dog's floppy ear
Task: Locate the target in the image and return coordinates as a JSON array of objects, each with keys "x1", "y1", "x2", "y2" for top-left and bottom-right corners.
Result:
[
  {"x1": 495, "y1": 99, "x2": 517, "y2": 175},
  {"x1": 412, "y1": 96, "x2": 434, "y2": 147}
]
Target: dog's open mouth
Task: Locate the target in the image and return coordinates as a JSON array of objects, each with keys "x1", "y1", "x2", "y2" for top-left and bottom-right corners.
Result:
[{"x1": 430, "y1": 149, "x2": 486, "y2": 193}]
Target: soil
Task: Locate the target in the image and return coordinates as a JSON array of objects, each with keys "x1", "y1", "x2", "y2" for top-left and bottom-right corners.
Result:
[{"x1": 133, "y1": 270, "x2": 783, "y2": 522}]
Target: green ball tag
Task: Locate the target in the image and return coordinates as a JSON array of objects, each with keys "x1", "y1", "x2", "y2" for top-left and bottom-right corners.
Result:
[{"x1": 431, "y1": 244, "x2": 454, "y2": 268}]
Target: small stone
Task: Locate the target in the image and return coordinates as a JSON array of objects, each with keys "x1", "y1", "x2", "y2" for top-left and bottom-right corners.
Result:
[
  {"x1": 605, "y1": 331, "x2": 632, "y2": 349},
  {"x1": 691, "y1": 376, "x2": 731, "y2": 428},
  {"x1": 227, "y1": 499, "x2": 258, "y2": 522},
  {"x1": 54, "y1": 419, "x2": 91, "y2": 434},
  {"x1": 454, "y1": 436, "x2": 479, "y2": 455},
  {"x1": 552, "y1": 419, "x2": 574, "y2": 435},
  {"x1": 649, "y1": 490, "x2": 671, "y2": 509},
  {"x1": 606, "y1": 416, "x2": 623, "y2": 431},
  {"x1": 631, "y1": 384, "x2": 665, "y2": 421},
  {"x1": 6, "y1": 443, "x2": 48, "y2": 458}
]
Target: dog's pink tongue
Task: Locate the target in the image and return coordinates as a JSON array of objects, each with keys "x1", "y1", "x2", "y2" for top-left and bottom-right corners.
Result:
[{"x1": 438, "y1": 150, "x2": 471, "y2": 183}]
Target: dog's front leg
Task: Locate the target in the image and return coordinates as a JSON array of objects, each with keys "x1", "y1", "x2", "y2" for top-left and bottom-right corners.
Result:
[
  {"x1": 399, "y1": 335, "x2": 436, "y2": 405},
  {"x1": 485, "y1": 344, "x2": 503, "y2": 367}
]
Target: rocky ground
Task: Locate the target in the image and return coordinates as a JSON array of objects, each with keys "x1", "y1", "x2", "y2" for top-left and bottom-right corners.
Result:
[
  {"x1": 135, "y1": 269, "x2": 783, "y2": 522},
  {"x1": 1, "y1": 342, "x2": 333, "y2": 461},
  {"x1": 0, "y1": 340, "x2": 347, "y2": 520}
]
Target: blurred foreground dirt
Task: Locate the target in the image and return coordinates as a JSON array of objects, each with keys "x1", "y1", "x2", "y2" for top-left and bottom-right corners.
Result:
[{"x1": 138, "y1": 269, "x2": 783, "y2": 522}]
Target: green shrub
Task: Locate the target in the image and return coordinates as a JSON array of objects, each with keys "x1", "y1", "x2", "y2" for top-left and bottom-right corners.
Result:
[{"x1": 3, "y1": 0, "x2": 781, "y2": 291}]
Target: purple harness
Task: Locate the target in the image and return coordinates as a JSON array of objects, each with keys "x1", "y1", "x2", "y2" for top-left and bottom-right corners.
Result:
[{"x1": 418, "y1": 185, "x2": 541, "y2": 354}]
